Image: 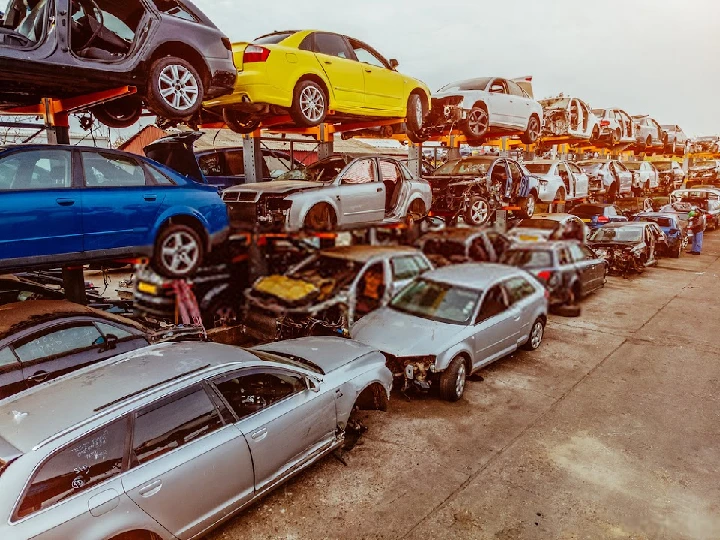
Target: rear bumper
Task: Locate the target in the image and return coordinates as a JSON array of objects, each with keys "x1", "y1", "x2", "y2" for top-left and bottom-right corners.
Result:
[
  {"x1": 204, "y1": 57, "x2": 238, "y2": 99},
  {"x1": 204, "y1": 75, "x2": 291, "y2": 110}
]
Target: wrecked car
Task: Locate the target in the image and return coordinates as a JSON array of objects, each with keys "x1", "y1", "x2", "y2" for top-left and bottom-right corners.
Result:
[
  {"x1": 686, "y1": 160, "x2": 720, "y2": 188},
  {"x1": 632, "y1": 116, "x2": 668, "y2": 152},
  {"x1": 242, "y1": 246, "x2": 433, "y2": 342},
  {"x1": 570, "y1": 203, "x2": 628, "y2": 230},
  {"x1": 633, "y1": 213, "x2": 688, "y2": 258},
  {"x1": 222, "y1": 155, "x2": 431, "y2": 233},
  {"x1": 0, "y1": 338, "x2": 391, "y2": 540},
  {"x1": 499, "y1": 241, "x2": 606, "y2": 306},
  {"x1": 524, "y1": 160, "x2": 590, "y2": 202},
  {"x1": 538, "y1": 96, "x2": 601, "y2": 141},
  {"x1": 623, "y1": 161, "x2": 659, "y2": 194},
  {"x1": 426, "y1": 156, "x2": 540, "y2": 226},
  {"x1": 508, "y1": 213, "x2": 589, "y2": 243},
  {"x1": 670, "y1": 188, "x2": 720, "y2": 230},
  {"x1": 352, "y1": 264, "x2": 548, "y2": 401},
  {"x1": 587, "y1": 222, "x2": 666, "y2": 277},
  {"x1": 690, "y1": 136, "x2": 720, "y2": 154},
  {"x1": 422, "y1": 77, "x2": 543, "y2": 144},
  {"x1": 577, "y1": 160, "x2": 633, "y2": 200},
  {"x1": 661, "y1": 125, "x2": 689, "y2": 154},
  {"x1": 0, "y1": 0, "x2": 236, "y2": 127},
  {"x1": 592, "y1": 108, "x2": 635, "y2": 145},
  {"x1": 652, "y1": 160, "x2": 686, "y2": 192},
  {"x1": 416, "y1": 228, "x2": 512, "y2": 267}
]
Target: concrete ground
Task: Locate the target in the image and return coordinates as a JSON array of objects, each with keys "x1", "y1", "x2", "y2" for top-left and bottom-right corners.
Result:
[{"x1": 206, "y1": 233, "x2": 720, "y2": 540}]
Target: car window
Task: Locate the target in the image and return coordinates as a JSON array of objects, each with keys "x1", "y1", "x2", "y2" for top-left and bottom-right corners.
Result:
[
  {"x1": 508, "y1": 161, "x2": 523, "y2": 182},
  {"x1": 469, "y1": 238, "x2": 490, "y2": 261},
  {"x1": 507, "y1": 80, "x2": 527, "y2": 97},
  {"x1": 379, "y1": 160, "x2": 402, "y2": 183},
  {"x1": 0, "y1": 149, "x2": 72, "y2": 191},
  {"x1": 132, "y1": 388, "x2": 224, "y2": 465},
  {"x1": 341, "y1": 159, "x2": 376, "y2": 184},
  {"x1": 151, "y1": 0, "x2": 198, "y2": 21},
  {"x1": 94, "y1": 322, "x2": 135, "y2": 340},
  {"x1": 257, "y1": 32, "x2": 295, "y2": 45},
  {"x1": 13, "y1": 324, "x2": 104, "y2": 363},
  {"x1": 568, "y1": 243, "x2": 588, "y2": 262},
  {"x1": 145, "y1": 164, "x2": 176, "y2": 186},
  {"x1": 486, "y1": 232, "x2": 510, "y2": 257},
  {"x1": 313, "y1": 32, "x2": 353, "y2": 59},
  {"x1": 392, "y1": 256, "x2": 420, "y2": 280},
  {"x1": 504, "y1": 277, "x2": 536, "y2": 305},
  {"x1": 214, "y1": 370, "x2": 306, "y2": 420},
  {"x1": 477, "y1": 285, "x2": 509, "y2": 323},
  {"x1": 606, "y1": 206, "x2": 618, "y2": 217},
  {"x1": 15, "y1": 419, "x2": 127, "y2": 520},
  {"x1": 83, "y1": 152, "x2": 147, "y2": 187},
  {"x1": 0, "y1": 347, "x2": 19, "y2": 369},
  {"x1": 488, "y1": 79, "x2": 507, "y2": 94},
  {"x1": 352, "y1": 44, "x2": 386, "y2": 68},
  {"x1": 413, "y1": 255, "x2": 432, "y2": 273},
  {"x1": 500, "y1": 249, "x2": 553, "y2": 269}
]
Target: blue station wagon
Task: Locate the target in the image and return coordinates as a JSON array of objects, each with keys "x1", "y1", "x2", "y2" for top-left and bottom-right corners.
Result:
[{"x1": 0, "y1": 145, "x2": 229, "y2": 277}]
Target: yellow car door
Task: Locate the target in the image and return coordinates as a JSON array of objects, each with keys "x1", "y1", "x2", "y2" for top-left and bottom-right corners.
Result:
[
  {"x1": 350, "y1": 41, "x2": 404, "y2": 113},
  {"x1": 310, "y1": 32, "x2": 365, "y2": 111}
]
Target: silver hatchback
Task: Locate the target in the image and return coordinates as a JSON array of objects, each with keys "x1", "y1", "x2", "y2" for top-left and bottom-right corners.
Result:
[{"x1": 0, "y1": 339, "x2": 392, "y2": 540}]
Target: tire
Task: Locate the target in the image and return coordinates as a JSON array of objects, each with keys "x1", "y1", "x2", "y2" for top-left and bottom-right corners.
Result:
[
  {"x1": 462, "y1": 106, "x2": 489, "y2": 141},
  {"x1": 153, "y1": 224, "x2": 204, "y2": 279},
  {"x1": 147, "y1": 56, "x2": 204, "y2": 119},
  {"x1": 203, "y1": 297, "x2": 239, "y2": 329},
  {"x1": 518, "y1": 194, "x2": 536, "y2": 218},
  {"x1": 463, "y1": 196, "x2": 490, "y2": 226},
  {"x1": 522, "y1": 318, "x2": 545, "y2": 351},
  {"x1": 290, "y1": 80, "x2": 327, "y2": 127},
  {"x1": 303, "y1": 204, "x2": 336, "y2": 232},
  {"x1": 92, "y1": 96, "x2": 143, "y2": 128},
  {"x1": 670, "y1": 243, "x2": 681, "y2": 258},
  {"x1": 223, "y1": 109, "x2": 261, "y2": 134},
  {"x1": 406, "y1": 92, "x2": 428, "y2": 141},
  {"x1": 439, "y1": 356, "x2": 468, "y2": 402},
  {"x1": 520, "y1": 114, "x2": 541, "y2": 144}
]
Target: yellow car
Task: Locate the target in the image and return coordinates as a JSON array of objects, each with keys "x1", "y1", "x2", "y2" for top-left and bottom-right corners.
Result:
[{"x1": 203, "y1": 30, "x2": 431, "y2": 139}]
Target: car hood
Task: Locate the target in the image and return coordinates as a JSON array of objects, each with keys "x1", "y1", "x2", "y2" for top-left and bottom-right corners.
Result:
[
  {"x1": 224, "y1": 180, "x2": 325, "y2": 195},
  {"x1": 352, "y1": 308, "x2": 464, "y2": 357},
  {"x1": 254, "y1": 337, "x2": 377, "y2": 375}
]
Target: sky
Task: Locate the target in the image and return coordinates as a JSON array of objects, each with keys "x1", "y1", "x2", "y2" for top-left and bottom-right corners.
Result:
[{"x1": 193, "y1": 0, "x2": 720, "y2": 137}]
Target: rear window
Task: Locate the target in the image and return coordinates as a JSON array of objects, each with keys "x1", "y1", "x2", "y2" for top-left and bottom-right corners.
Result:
[
  {"x1": 501, "y1": 249, "x2": 554, "y2": 269},
  {"x1": 572, "y1": 204, "x2": 605, "y2": 217},
  {"x1": 255, "y1": 32, "x2": 294, "y2": 45}
]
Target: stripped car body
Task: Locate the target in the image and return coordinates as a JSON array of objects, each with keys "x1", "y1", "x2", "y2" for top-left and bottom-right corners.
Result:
[
  {"x1": 686, "y1": 160, "x2": 720, "y2": 188},
  {"x1": 632, "y1": 115, "x2": 668, "y2": 151},
  {"x1": 577, "y1": 159, "x2": 633, "y2": 198},
  {"x1": 690, "y1": 136, "x2": 720, "y2": 154},
  {"x1": 426, "y1": 156, "x2": 540, "y2": 225},
  {"x1": 588, "y1": 222, "x2": 666, "y2": 276},
  {"x1": 416, "y1": 228, "x2": 512, "y2": 267},
  {"x1": 222, "y1": 155, "x2": 431, "y2": 232},
  {"x1": 242, "y1": 246, "x2": 433, "y2": 342},
  {"x1": 652, "y1": 160, "x2": 686, "y2": 192},
  {"x1": 422, "y1": 77, "x2": 543, "y2": 144},
  {"x1": 633, "y1": 212, "x2": 688, "y2": 258},
  {"x1": 623, "y1": 161, "x2": 659, "y2": 193},
  {"x1": 592, "y1": 108, "x2": 635, "y2": 145},
  {"x1": 538, "y1": 96, "x2": 601, "y2": 141},
  {"x1": 524, "y1": 160, "x2": 590, "y2": 202},
  {"x1": 508, "y1": 213, "x2": 588, "y2": 243},
  {"x1": 661, "y1": 125, "x2": 689, "y2": 154}
]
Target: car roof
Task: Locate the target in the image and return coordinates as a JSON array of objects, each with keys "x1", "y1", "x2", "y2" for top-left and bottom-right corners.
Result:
[
  {"x1": 424, "y1": 263, "x2": 521, "y2": 290},
  {"x1": 0, "y1": 300, "x2": 145, "y2": 341},
  {"x1": 524, "y1": 213, "x2": 576, "y2": 222},
  {"x1": 320, "y1": 245, "x2": 420, "y2": 263},
  {"x1": 0, "y1": 342, "x2": 256, "y2": 452},
  {"x1": 635, "y1": 212, "x2": 675, "y2": 219}
]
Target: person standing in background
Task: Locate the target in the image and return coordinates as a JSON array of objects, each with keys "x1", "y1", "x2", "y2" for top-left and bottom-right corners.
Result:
[{"x1": 687, "y1": 208, "x2": 706, "y2": 255}]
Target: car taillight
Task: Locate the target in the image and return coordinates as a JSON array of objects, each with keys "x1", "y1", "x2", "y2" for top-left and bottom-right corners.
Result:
[
  {"x1": 537, "y1": 270, "x2": 552, "y2": 282},
  {"x1": 221, "y1": 37, "x2": 232, "y2": 51},
  {"x1": 600, "y1": 120, "x2": 610, "y2": 127},
  {"x1": 244, "y1": 45, "x2": 271, "y2": 63},
  {"x1": 597, "y1": 215, "x2": 610, "y2": 223}
]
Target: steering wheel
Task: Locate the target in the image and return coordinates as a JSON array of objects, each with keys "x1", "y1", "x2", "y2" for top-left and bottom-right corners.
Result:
[{"x1": 71, "y1": 0, "x2": 103, "y2": 52}]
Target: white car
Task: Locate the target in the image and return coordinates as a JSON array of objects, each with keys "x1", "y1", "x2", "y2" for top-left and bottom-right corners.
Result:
[
  {"x1": 424, "y1": 77, "x2": 544, "y2": 144},
  {"x1": 578, "y1": 160, "x2": 633, "y2": 199},
  {"x1": 661, "y1": 124, "x2": 689, "y2": 154},
  {"x1": 592, "y1": 108, "x2": 636, "y2": 145},
  {"x1": 524, "y1": 160, "x2": 590, "y2": 202},
  {"x1": 539, "y1": 96, "x2": 601, "y2": 141},
  {"x1": 632, "y1": 115, "x2": 668, "y2": 151},
  {"x1": 624, "y1": 161, "x2": 659, "y2": 192}
]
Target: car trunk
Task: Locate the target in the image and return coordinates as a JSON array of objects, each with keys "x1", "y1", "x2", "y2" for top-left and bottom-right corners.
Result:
[{"x1": 144, "y1": 132, "x2": 205, "y2": 184}]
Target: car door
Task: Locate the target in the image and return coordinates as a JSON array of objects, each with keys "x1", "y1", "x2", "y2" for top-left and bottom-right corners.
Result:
[
  {"x1": 336, "y1": 158, "x2": 385, "y2": 225},
  {"x1": 472, "y1": 284, "x2": 515, "y2": 367},
  {"x1": 506, "y1": 79, "x2": 532, "y2": 127},
  {"x1": 568, "y1": 163, "x2": 589, "y2": 198},
  {"x1": 213, "y1": 367, "x2": 337, "y2": 495},
  {"x1": 79, "y1": 150, "x2": 165, "y2": 252},
  {"x1": 0, "y1": 148, "x2": 81, "y2": 260},
  {"x1": 311, "y1": 32, "x2": 365, "y2": 109},
  {"x1": 390, "y1": 255, "x2": 423, "y2": 296},
  {"x1": 612, "y1": 162, "x2": 632, "y2": 194},
  {"x1": 503, "y1": 276, "x2": 538, "y2": 344},
  {"x1": 350, "y1": 40, "x2": 404, "y2": 112},
  {"x1": 486, "y1": 78, "x2": 513, "y2": 125},
  {"x1": 0, "y1": 347, "x2": 25, "y2": 399},
  {"x1": 123, "y1": 385, "x2": 254, "y2": 540},
  {"x1": 568, "y1": 242, "x2": 602, "y2": 293}
]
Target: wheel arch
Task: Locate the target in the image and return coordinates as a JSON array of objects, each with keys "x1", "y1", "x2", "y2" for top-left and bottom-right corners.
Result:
[
  {"x1": 152, "y1": 211, "x2": 210, "y2": 253},
  {"x1": 354, "y1": 381, "x2": 390, "y2": 412},
  {"x1": 298, "y1": 199, "x2": 339, "y2": 230},
  {"x1": 436, "y1": 343, "x2": 474, "y2": 373},
  {"x1": 147, "y1": 41, "x2": 210, "y2": 90},
  {"x1": 295, "y1": 73, "x2": 333, "y2": 109}
]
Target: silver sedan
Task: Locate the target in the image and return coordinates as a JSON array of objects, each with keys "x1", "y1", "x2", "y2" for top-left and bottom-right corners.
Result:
[{"x1": 352, "y1": 264, "x2": 549, "y2": 401}]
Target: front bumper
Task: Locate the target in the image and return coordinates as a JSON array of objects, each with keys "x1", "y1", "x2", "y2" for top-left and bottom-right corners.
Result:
[{"x1": 222, "y1": 195, "x2": 290, "y2": 232}]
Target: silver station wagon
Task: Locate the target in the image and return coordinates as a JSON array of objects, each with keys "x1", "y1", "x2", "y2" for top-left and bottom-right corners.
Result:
[{"x1": 0, "y1": 339, "x2": 392, "y2": 540}]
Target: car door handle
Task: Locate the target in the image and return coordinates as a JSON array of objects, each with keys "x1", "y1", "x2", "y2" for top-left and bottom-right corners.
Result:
[
  {"x1": 144, "y1": 194, "x2": 157, "y2": 202},
  {"x1": 139, "y1": 480, "x2": 163, "y2": 498},
  {"x1": 365, "y1": 69, "x2": 372, "y2": 73},
  {"x1": 28, "y1": 371, "x2": 49, "y2": 383},
  {"x1": 56, "y1": 198, "x2": 75, "y2": 207},
  {"x1": 324, "y1": 60, "x2": 332, "y2": 65},
  {"x1": 251, "y1": 427, "x2": 267, "y2": 441},
  {"x1": 376, "y1": 187, "x2": 382, "y2": 192}
]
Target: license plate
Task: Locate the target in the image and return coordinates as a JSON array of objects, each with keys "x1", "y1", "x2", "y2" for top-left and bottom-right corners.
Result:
[
  {"x1": 581, "y1": 219, "x2": 591, "y2": 223},
  {"x1": 519, "y1": 235, "x2": 538, "y2": 242},
  {"x1": 138, "y1": 282, "x2": 158, "y2": 295}
]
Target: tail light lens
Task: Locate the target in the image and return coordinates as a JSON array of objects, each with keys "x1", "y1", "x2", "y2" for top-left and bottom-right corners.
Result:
[
  {"x1": 244, "y1": 45, "x2": 271, "y2": 63},
  {"x1": 600, "y1": 120, "x2": 610, "y2": 127},
  {"x1": 537, "y1": 270, "x2": 552, "y2": 282},
  {"x1": 221, "y1": 37, "x2": 232, "y2": 51},
  {"x1": 597, "y1": 215, "x2": 610, "y2": 223}
]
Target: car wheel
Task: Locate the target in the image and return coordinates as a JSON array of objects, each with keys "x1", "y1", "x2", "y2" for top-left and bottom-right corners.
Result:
[
  {"x1": 91, "y1": 96, "x2": 143, "y2": 128},
  {"x1": 153, "y1": 224, "x2": 204, "y2": 279},
  {"x1": 462, "y1": 107, "x2": 489, "y2": 141},
  {"x1": 203, "y1": 297, "x2": 239, "y2": 329},
  {"x1": 671, "y1": 243, "x2": 682, "y2": 258},
  {"x1": 147, "y1": 56, "x2": 204, "y2": 119},
  {"x1": 520, "y1": 114, "x2": 541, "y2": 144},
  {"x1": 518, "y1": 195, "x2": 536, "y2": 218},
  {"x1": 439, "y1": 356, "x2": 467, "y2": 402},
  {"x1": 304, "y1": 204, "x2": 336, "y2": 232},
  {"x1": 406, "y1": 92, "x2": 428, "y2": 141},
  {"x1": 463, "y1": 197, "x2": 490, "y2": 225},
  {"x1": 522, "y1": 318, "x2": 545, "y2": 351},
  {"x1": 223, "y1": 109, "x2": 261, "y2": 134},
  {"x1": 290, "y1": 80, "x2": 327, "y2": 127}
]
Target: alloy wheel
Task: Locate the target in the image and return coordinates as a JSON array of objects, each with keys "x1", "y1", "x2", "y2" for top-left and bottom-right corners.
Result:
[
  {"x1": 530, "y1": 321, "x2": 544, "y2": 349},
  {"x1": 161, "y1": 231, "x2": 200, "y2": 275},
  {"x1": 528, "y1": 116, "x2": 541, "y2": 141},
  {"x1": 300, "y1": 86, "x2": 326, "y2": 123},
  {"x1": 467, "y1": 108, "x2": 489, "y2": 138},
  {"x1": 455, "y1": 363, "x2": 466, "y2": 398},
  {"x1": 470, "y1": 199, "x2": 489, "y2": 224},
  {"x1": 158, "y1": 64, "x2": 199, "y2": 112}
]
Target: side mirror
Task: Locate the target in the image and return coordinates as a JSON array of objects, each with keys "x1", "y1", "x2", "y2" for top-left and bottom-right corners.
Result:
[
  {"x1": 389, "y1": 58, "x2": 399, "y2": 70},
  {"x1": 305, "y1": 376, "x2": 321, "y2": 393},
  {"x1": 99, "y1": 334, "x2": 118, "y2": 352}
]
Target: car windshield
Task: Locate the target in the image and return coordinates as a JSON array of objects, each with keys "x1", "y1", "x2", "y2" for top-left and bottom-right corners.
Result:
[
  {"x1": 524, "y1": 163, "x2": 553, "y2": 174},
  {"x1": 653, "y1": 162, "x2": 674, "y2": 171},
  {"x1": 589, "y1": 227, "x2": 643, "y2": 243},
  {"x1": 434, "y1": 158, "x2": 495, "y2": 176},
  {"x1": 289, "y1": 255, "x2": 363, "y2": 281},
  {"x1": 636, "y1": 216, "x2": 672, "y2": 227},
  {"x1": 516, "y1": 219, "x2": 560, "y2": 231},
  {"x1": 500, "y1": 249, "x2": 554, "y2": 269},
  {"x1": 421, "y1": 238, "x2": 467, "y2": 258},
  {"x1": 572, "y1": 204, "x2": 606, "y2": 217},
  {"x1": 277, "y1": 157, "x2": 348, "y2": 183},
  {"x1": 254, "y1": 32, "x2": 294, "y2": 44},
  {"x1": 390, "y1": 279, "x2": 481, "y2": 325},
  {"x1": 540, "y1": 98, "x2": 570, "y2": 109},
  {"x1": 439, "y1": 77, "x2": 492, "y2": 92}
]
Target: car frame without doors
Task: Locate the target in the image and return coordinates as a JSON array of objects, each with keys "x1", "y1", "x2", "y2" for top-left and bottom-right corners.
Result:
[{"x1": 524, "y1": 160, "x2": 590, "y2": 202}]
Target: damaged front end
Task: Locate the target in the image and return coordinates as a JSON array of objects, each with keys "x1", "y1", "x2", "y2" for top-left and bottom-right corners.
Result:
[
  {"x1": 593, "y1": 245, "x2": 645, "y2": 277},
  {"x1": 383, "y1": 354, "x2": 437, "y2": 392},
  {"x1": 422, "y1": 95, "x2": 465, "y2": 136},
  {"x1": 543, "y1": 108, "x2": 570, "y2": 137},
  {"x1": 222, "y1": 191, "x2": 293, "y2": 232}
]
